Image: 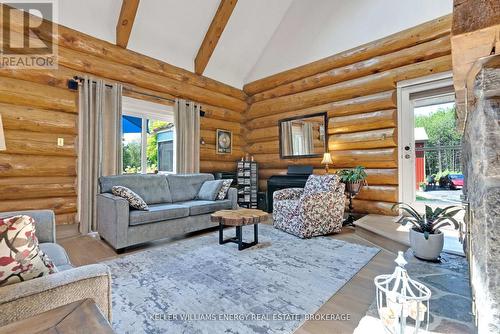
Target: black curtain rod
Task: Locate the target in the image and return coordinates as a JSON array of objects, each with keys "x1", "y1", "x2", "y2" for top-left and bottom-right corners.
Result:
[{"x1": 68, "y1": 76, "x2": 204, "y2": 114}]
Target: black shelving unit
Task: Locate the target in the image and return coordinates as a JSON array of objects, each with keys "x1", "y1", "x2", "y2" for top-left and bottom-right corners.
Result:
[{"x1": 237, "y1": 160, "x2": 258, "y2": 209}]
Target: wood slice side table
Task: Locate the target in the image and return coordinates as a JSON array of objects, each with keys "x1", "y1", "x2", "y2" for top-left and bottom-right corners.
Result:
[{"x1": 211, "y1": 209, "x2": 269, "y2": 250}]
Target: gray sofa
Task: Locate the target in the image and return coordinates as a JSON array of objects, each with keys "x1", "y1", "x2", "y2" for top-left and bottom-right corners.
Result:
[
  {"x1": 0, "y1": 210, "x2": 111, "y2": 327},
  {"x1": 97, "y1": 173, "x2": 237, "y2": 252}
]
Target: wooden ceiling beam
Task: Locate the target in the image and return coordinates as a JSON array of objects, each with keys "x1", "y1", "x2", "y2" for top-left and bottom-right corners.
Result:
[
  {"x1": 116, "y1": 0, "x2": 140, "y2": 48},
  {"x1": 194, "y1": 0, "x2": 238, "y2": 75}
]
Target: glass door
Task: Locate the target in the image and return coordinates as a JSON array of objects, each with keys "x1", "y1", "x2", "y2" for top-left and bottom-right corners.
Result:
[{"x1": 398, "y1": 74, "x2": 462, "y2": 210}]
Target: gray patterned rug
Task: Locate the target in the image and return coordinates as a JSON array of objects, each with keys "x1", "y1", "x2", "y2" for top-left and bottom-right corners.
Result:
[{"x1": 104, "y1": 224, "x2": 379, "y2": 334}]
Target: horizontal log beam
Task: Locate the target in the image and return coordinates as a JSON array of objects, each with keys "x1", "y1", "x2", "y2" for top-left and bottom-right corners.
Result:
[
  {"x1": 246, "y1": 91, "x2": 396, "y2": 129},
  {"x1": 0, "y1": 103, "x2": 77, "y2": 134},
  {"x1": 0, "y1": 197, "x2": 77, "y2": 215},
  {"x1": 243, "y1": 14, "x2": 451, "y2": 95},
  {"x1": 200, "y1": 117, "x2": 242, "y2": 134},
  {"x1": 329, "y1": 109, "x2": 397, "y2": 134},
  {"x1": 0, "y1": 182, "x2": 76, "y2": 200},
  {"x1": 351, "y1": 199, "x2": 398, "y2": 216},
  {"x1": 356, "y1": 185, "x2": 398, "y2": 202},
  {"x1": 247, "y1": 55, "x2": 451, "y2": 117},
  {"x1": 3, "y1": 4, "x2": 247, "y2": 101},
  {"x1": 251, "y1": 36, "x2": 451, "y2": 102},
  {"x1": 245, "y1": 126, "x2": 279, "y2": 143},
  {"x1": 0, "y1": 76, "x2": 76, "y2": 113},
  {"x1": 247, "y1": 140, "x2": 280, "y2": 155},
  {"x1": 0, "y1": 154, "x2": 77, "y2": 177},
  {"x1": 199, "y1": 160, "x2": 237, "y2": 172},
  {"x1": 328, "y1": 128, "x2": 397, "y2": 150},
  {"x1": 3, "y1": 130, "x2": 76, "y2": 157},
  {"x1": 56, "y1": 46, "x2": 247, "y2": 112},
  {"x1": 331, "y1": 148, "x2": 398, "y2": 168},
  {"x1": 202, "y1": 105, "x2": 243, "y2": 123},
  {"x1": 0, "y1": 66, "x2": 75, "y2": 90},
  {"x1": 200, "y1": 146, "x2": 243, "y2": 162}
]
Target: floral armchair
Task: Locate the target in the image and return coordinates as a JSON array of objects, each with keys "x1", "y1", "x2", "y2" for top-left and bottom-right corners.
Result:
[{"x1": 273, "y1": 174, "x2": 346, "y2": 238}]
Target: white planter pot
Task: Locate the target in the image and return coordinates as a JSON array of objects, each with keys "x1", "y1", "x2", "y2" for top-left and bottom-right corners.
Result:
[{"x1": 409, "y1": 228, "x2": 444, "y2": 260}]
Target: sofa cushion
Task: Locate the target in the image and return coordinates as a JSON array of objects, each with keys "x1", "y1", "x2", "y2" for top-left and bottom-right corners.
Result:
[
  {"x1": 197, "y1": 180, "x2": 224, "y2": 201},
  {"x1": 39, "y1": 243, "x2": 73, "y2": 271},
  {"x1": 216, "y1": 179, "x2": 233, "y2": 200},
  {"x1": 0, "y1": 215, "x2": 57, "y2": 287},
  {"x1": 166, "y1": 174, "x2": 214, "y2": 202},
  {"x1": 112, "y1": 186, "x2": 149, "y2": 210},
  {"x1": 129, "y1": 204, "x2": 189, "y2": 226},
  {"x1": 99, "y1": 174, "x2": 172, "y2": 205},
  {"x1": 177, "y1": 200, "x2": 232, "y2": 216}
]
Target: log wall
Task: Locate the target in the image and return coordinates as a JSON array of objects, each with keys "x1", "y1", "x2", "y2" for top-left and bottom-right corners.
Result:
[
  {"x1": 243, "y1": 15, "x2": 453, "y2": 216},
  {"x1": 0, "y1": 6, "x2": 247, "y2": 225}
]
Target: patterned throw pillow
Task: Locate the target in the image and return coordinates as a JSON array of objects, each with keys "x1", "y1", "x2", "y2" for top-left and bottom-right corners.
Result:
[
  {"x1": 0, "y1": 215, "x2": 57, "y2": 287},
  {"x1": 112, "y1": 186, "x2": 149, "y2": 210},
  {"x1": 216, "y1": 179, "x2": 233, "y2": 200}
]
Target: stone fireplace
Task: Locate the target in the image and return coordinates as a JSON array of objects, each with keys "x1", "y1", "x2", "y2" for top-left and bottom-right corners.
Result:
[{"x1": 462, "y1": 55, "x2": 500, "y2": 333}]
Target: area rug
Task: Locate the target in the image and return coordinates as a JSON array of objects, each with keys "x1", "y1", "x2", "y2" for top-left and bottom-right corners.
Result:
[{"x1": 104, "y1": 224, "x2": 379, "y2": 334}]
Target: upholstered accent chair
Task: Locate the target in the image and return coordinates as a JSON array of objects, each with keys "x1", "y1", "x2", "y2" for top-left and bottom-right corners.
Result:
[
  {"x1": 0, "y1": 210, "x2": 112, "y2": 327},
  {"x1": 273, "y1": 174, "x2": 346, "y2": 238}
]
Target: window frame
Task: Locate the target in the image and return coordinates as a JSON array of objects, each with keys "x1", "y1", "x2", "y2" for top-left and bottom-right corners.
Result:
[{"x1": 122, "y1": 96, "x2": 175, "y2": 174}]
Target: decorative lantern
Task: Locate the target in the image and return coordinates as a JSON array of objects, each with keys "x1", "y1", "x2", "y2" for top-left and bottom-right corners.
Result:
[{"x1": 374, "y1": 251, "x2": 431, "y2": 334}]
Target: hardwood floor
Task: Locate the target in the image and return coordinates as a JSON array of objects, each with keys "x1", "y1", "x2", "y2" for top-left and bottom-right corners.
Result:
[{"x1": 58, "y1": 226, "x2": 404, "y2": 333}]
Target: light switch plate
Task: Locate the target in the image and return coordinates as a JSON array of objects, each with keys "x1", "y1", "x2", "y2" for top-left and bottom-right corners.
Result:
[{"x1": 57, "y1": 138, "x2": 64, "y2": 147}]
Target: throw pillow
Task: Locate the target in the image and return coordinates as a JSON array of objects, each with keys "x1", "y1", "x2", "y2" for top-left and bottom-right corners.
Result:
[
  {"x1": 112, "y1": 186, "x2": 149, "y2": 210},
  {"x1": 0, "y1": 215, "x2": 57, "y2": 287},
  {"x1": 197, "y1": 180, "x2": 224, "y2": 201},
  {"x1": 216, "y1": 179, "x2": 233, "y2": 200}
]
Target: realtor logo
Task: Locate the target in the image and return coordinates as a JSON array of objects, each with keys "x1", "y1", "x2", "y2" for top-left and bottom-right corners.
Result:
[{"x1": 0, "y1": 0, "x2": 58, "y2": 69}]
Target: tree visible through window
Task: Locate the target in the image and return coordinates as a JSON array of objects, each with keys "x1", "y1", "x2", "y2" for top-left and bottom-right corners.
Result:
[{"x1": 121, "y1": 112, "x2": 174, "y2": 174}]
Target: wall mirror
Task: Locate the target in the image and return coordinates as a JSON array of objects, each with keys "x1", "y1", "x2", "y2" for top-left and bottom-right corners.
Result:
[{"x1": 279, "y1": 112, "x2": 327, "y2": 159}]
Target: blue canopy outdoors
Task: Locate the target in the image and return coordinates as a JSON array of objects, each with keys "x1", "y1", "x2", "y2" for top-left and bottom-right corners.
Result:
[{"x1": 122, "y1": 115, "x2": 148, "y2": 134}]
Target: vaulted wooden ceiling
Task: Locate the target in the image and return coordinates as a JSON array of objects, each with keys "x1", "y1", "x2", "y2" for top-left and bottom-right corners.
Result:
[{"x1": 55, "y1": 0, "x2": 453, "y2": 89}]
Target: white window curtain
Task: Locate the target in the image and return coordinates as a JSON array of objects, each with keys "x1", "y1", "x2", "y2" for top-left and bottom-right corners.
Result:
[
  {"x1": 174, "y1": 98, "x2": 200, "y2": 174},
  {"x1": 302, "y1": 123, "x2": 314, "y2": 154},
  {"x1": 281, "y1": 122, "x2": 293, "y2": 156},
  {"x1": 78, "y1": 77, "x2": 122, "y2": 234}
]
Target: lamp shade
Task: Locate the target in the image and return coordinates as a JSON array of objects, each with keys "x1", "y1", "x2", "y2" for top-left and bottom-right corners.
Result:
[
  {"x1": 0, "y1": 114, "x2": 5, "y2": 151},
  {"x1": 321, "y1": 152, "x2": 333, "y2": 164}
]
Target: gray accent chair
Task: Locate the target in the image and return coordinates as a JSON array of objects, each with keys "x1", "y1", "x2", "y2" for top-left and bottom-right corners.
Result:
[
  {"x1": 0, "y1": 210, "x2": 112, "y2": 327},
  {"x1": 97, "y1": 173, "x2": 238, "y2": 252}
]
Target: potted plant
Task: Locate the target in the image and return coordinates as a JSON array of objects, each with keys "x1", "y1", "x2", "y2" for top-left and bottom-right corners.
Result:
[
  {"x1": 337, "y1": 166, "x2": 368, "y2": 226},
  {"x1": 419, "y1": 182, "x2": 427, "y2": 191},
  {"x1": 392, "y1": 203, "x2": 463, "y2": 260},
  {"x1": 336, "y1": 166, "x2": 368, "y2": 194}
]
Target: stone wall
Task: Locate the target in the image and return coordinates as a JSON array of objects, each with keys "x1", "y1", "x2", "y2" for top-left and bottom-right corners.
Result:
[{"x1": 462, "y1": 55, "x2": 500, "y2": 333}]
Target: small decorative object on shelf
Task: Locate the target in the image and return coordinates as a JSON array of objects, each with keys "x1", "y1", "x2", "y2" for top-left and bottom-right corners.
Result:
[
  {"x1": 321, "y1": 152, "x2": 333, "y2": 173},
  {"x1": 393, "y1": 202, "x2": 463, "y2": 261},
  {"x1": 237, "y1": 157, "x2": 258, "y2": 209},
  {"x1": 337, "y1": 166, "x2": 367, "y2": 227},
  {"x1": 374, "y1": 251, "x2": 431, "y2": 334}
]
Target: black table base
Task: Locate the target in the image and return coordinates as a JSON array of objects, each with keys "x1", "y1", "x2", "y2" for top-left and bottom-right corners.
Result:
[
  {"x1": 342, "y1": 191, "x2": 356, "y2": 227},
  {"x1": 219, "y1": 223, "x2": 259, "y2": 251}
]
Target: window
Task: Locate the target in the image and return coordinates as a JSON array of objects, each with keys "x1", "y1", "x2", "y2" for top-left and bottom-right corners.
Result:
[{"x1": 121, "y1": 96, "x2": 175, "y2": 174}]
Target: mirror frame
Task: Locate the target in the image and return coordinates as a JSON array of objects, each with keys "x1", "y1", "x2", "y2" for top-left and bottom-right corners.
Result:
[{"x1": 278, "y1": 112, "x2": 328, "y2": 159}]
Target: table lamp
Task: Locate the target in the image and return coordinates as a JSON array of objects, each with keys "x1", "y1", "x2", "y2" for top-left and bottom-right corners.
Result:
[
  {"x1": 321, "y1": 152, "x2": 333, "y2": 173},
  {"x1": 0, "y1": 114, "x2": 5, "y2": 151}
]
